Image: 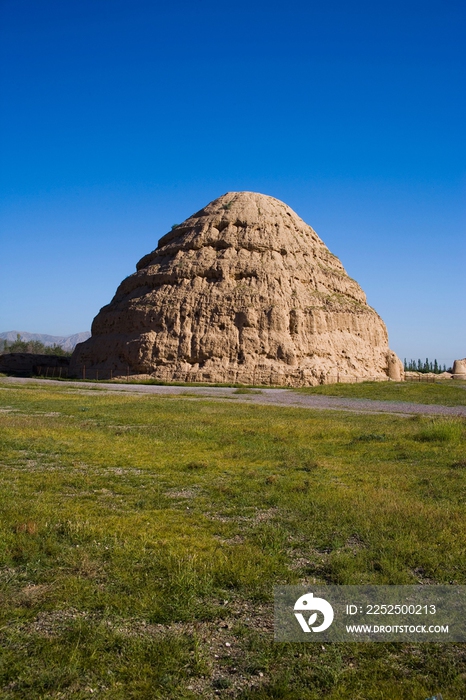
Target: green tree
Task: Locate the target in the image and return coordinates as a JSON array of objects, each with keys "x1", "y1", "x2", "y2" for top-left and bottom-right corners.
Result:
[{"x1": 0, "y1": 334, "x2": 71, "y2": 356}]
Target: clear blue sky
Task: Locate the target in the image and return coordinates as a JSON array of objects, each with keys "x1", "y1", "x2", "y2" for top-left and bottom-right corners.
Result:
[{"x1": 0, "y1": 0, "x2": 464, "y2": 366}]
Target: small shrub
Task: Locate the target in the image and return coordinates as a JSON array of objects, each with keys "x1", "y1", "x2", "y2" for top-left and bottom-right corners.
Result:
[{"x1": 415, "y1": 420, "x2": 463, "y2": 443}]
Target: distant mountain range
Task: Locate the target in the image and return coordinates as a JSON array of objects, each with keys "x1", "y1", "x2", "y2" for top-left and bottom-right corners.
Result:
[{"x1": 0, "y1": 331, "x2": 91, "y2": 352}]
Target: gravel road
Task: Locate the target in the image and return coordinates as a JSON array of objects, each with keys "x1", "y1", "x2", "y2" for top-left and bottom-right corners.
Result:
[{"x1": 1, "y1": 376, "x2": 465, "y2": 417}]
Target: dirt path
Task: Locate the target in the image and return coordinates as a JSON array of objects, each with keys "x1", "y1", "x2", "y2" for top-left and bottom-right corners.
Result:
[{"x1": 2, "y1": 376, "x2": 466, "y2": 417}]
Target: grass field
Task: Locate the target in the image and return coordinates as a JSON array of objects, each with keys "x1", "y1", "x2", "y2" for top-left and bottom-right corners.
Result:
[
  {"x1": 0, "y1": 381, "x2": 465, "y2": 699},
  {"x1": 296, "y1": 380, "x2": 466, "y2": 406}
]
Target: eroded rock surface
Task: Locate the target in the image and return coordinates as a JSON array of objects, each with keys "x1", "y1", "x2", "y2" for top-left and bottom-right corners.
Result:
[{"x1": 71, "y1": 192, "x2": 402, "y2": 385}]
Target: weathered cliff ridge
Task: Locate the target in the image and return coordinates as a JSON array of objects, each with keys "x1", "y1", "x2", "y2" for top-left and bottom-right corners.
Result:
[{"x1": 71, "y1": 192, "x2": 403, "y2": 385}]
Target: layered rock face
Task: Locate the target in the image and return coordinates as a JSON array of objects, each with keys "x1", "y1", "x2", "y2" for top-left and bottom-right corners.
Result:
[{"x1": 71, "y1": 192, "x2": 402, "y2": 385}]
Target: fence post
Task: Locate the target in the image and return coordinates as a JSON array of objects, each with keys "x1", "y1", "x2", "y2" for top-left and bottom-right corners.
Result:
[
  {"x1": 127, "y1": 366, "x2": 129, "y2": 382},
  {"x1": 83, "y1": 366, "x2": 86, "y2": 380},
  {"x1": 96, "y1": 370, "x2": 99, "y2": 381}
]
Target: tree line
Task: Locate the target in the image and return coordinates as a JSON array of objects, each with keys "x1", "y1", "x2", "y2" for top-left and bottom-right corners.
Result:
[
  {"x1": 0, "y1": 334, "x2": 72, "y2": 357},
  {"x1": 403, "y1": 358, "x2": 450, "y2": 374}
]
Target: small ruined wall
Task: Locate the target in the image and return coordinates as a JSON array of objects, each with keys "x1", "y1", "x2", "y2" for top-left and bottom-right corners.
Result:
[
  {"x1": 452, "y1": 358, "x2": 466, "y2": 379},
  {"x1": 0, "y1": 353, "x2": 71, "y2": 377}
]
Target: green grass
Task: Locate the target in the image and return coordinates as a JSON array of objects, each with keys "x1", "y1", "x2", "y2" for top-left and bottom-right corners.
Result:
[
  {"x1": 296, "y1": 380, "x2": 466, "y2": 406},
  {"x1": 0, "y1": 381, "x2": 465, "y2": 698}
]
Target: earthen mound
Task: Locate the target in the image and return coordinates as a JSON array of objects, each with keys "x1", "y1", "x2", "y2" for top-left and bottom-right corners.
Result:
[
  {"x1": 71, "y1": 192, "x2": 402, "y2": 385},
  {"x1": 452, "y1": 358, "x2": 466, "y2": 379}
]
